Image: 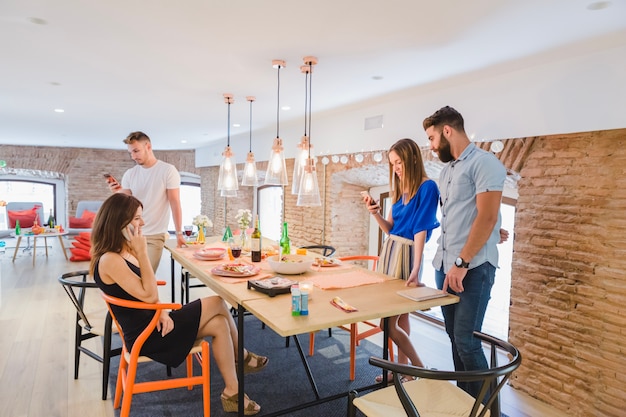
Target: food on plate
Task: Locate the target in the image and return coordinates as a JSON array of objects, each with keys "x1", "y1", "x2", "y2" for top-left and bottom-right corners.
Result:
[
  {"x1": 279, "y1": 255, "x2": 304, "y2": 263},
  {"x1": 220, "y1": 263, "x2": 253, "y2": 274},
  {"x1": 313, "y1": 257, "x2": 339, "y2": 266}
]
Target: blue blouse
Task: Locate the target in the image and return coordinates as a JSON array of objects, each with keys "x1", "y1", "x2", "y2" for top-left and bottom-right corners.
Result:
[{"x1": 389, "y1": 179, "x2": 440, "y2": 242}]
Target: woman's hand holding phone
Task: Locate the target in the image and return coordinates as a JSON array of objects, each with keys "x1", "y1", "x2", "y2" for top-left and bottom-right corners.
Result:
[
  {"x1": 124, "y1": 224, "x2": 147, "y2": 255},
  {"x1": 360, "y1": 191, "x2": 380, "y2": 214}
]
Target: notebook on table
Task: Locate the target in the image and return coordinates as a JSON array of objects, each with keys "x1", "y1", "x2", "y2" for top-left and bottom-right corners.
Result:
[{"x1": 397, "y1": 286, "x2": 448, "y2": 302}]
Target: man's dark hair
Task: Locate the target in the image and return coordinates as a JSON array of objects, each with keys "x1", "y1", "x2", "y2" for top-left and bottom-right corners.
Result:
[{"x1": 423, "y1": 106, "x2": 465, "y2": 132}]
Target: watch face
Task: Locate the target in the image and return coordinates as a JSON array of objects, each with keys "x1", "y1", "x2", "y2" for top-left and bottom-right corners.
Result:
[{"x1": 455, "y1": 257, "x2": 462, "y2": 267}]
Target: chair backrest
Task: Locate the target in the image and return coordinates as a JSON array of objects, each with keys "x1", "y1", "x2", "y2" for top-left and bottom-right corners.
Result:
[
  {"x1": 300, "y1": 245, "x2": 336, "y2": 257},
  {"x1": 58, "y1": 270, "x2": 98, "y2": 330},
  {"x1": 101, "y1": 292, "x2": 181, "y2": 363},
  {"x1": 368, "y1": 331, "x2": 522, "y2": 417},
  {"x1": 6, "y1": 202, "x2": 45, "y2": 228},
  {"x1": 338, "y1": 255, "x2": 379, "y2": 271}
]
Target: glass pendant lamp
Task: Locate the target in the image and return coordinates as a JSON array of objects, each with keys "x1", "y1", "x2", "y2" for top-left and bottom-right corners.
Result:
[
  {"x1": 217, "y1": 93, "x2": 238, "y2": 196},
  {"x1": 264, "y1": 60, "x2": 288, "y2": 186},
  {"x1": 242, "y1": 96, "x2": 259, "y2": 186},
  {"x1": 297, "y1": 57, "x2": 321, "y2": 207},
  {"x1": 292, "y1": 64, "x2": 313, "y2": 195}
]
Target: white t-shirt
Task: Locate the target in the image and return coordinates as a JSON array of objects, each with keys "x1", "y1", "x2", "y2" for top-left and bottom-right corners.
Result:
[{"x1": 121, "y1": 160, "x2": 180, "y2": 235}]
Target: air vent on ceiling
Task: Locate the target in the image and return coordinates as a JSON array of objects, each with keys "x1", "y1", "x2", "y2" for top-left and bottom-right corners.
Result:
[{"x1": 364, "y1": 115, "x2": 383, "y2": 130}]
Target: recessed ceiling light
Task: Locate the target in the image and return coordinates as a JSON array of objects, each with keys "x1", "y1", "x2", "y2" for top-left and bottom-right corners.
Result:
[
  {"x1": 54, "y1": 108, "x2": 64, "y2": 113},
  {"x1": 587, "y1": 1, "x2": 611, "y2": 10},
  {"x1": 232, "y1": 123, "x2": 240, "y2": 128},
  {"x1": 181, "y1": 139, "x2": 187, "y2": 144},
  {"x1": 281, "y1": 106, "x2": 291, "y2": 111},
  {"x1": 372, "y1": 76, "x2": 384, "y2": 80},
  {"x1": 29, "y1": 17, "x2": 48, "y2": 25}
]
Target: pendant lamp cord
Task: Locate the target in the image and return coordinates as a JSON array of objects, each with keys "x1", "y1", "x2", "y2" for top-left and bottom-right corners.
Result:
[
  {"x1": 308, "y1": 61, "x2": 313, "y2": 159},
  {"x1": 249, "y1": 99, "x2": 253, "y2": 152},
  {"x1": 227, "y1": 100, "x2": 231, "y2": 147},
  {"x1": 303, "y1": 69, "x2": 308, "y2": 137},
  {"x1": 276, "y1": 64, "x2": 281, "y2": 139}
]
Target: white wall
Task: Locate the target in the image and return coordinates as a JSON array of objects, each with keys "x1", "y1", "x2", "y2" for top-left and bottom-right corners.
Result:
[{"x1": 196, "y1": 36, "x2": 626, "y2": 168}]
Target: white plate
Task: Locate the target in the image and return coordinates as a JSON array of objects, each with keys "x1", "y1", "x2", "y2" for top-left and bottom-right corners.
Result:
[{"x1": 211, "y1": 264, "x2": 260, "y2": 278}]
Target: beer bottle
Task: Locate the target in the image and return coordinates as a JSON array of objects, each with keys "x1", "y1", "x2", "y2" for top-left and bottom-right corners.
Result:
[{"x1": 280, "y1": 222, "x2": 291, "y2": 255}]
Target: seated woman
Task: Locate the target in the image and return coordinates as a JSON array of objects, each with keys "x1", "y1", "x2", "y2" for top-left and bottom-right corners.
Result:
[{"x1": 90, "y1": 193, "x2": 267, "y2": 415}]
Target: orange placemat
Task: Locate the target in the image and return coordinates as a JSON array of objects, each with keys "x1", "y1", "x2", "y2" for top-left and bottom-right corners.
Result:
[
  {"x1": 214, "y1": 273, "x2": 272, "y2": 284},
  {"x1": 307, "y1": 270, "x2": 384, "y2": 290}
]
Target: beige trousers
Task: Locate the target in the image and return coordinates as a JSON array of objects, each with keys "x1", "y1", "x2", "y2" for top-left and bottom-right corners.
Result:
[{"x1": 145, "y1": 233, "x2": 168, "y2": 273}]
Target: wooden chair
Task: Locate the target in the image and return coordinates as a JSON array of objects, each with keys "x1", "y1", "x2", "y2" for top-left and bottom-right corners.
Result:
[
  {"x1": 309, "y1": 255, "x2": 395, "y2": 381},
  {"x1": 101, "y1": 293, "x2": 210, "y2": 417},
  {"x1": 58, "y1": 270, "x2": 121, "y2": 400},
  {"x1": 349, "y1": 331, "x2": 522, "y2": 417}
]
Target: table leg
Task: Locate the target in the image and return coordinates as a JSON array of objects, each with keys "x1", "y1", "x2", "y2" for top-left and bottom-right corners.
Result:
[
  {"x1": 12, "y1": 236, "x2": 22, "y2": 262},
  {"x1": 170, "y1": 255, "x2": 175, "y2": 303},
  {"x1": 44, "y1": 237, "x2": 49, "y2": 257},
  {"x1": 237, "y1": 304, "x2": 245, "y2": 417},
  {"x1": 32, "y1": 237, "x2": 37, "y2": 266},
  {"x1": 57, "y1": 235, "x2": 69, "y2": 260},
  {"x1": 382, "y1": 317, "x2": 390, "y2": 385}
]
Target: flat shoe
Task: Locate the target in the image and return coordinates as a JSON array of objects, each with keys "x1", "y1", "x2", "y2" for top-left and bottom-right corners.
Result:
[
  {"x1": 220, "y1": 392, "x2": 260, "y2": 415},
  {"x1": 241, "y1": 351, "x2": 268, "y2": 374}
]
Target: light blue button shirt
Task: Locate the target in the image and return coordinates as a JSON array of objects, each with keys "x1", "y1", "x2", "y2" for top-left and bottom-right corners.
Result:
[{"x1": 433, "y1": 143, "x2": 506, "y2": 273}]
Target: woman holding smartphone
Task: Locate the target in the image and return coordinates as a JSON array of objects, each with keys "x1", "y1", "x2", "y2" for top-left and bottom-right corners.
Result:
[
  {"x1": 363, "y1": 138, "x2": 440, "y2": 382},
  {"x1": 90, "y1": 193, "x2": 266, "y2": 415}
]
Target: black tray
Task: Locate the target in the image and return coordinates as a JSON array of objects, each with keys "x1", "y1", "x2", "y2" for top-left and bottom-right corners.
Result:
[{"x1": 247, "y1": 277, "x2": 297, "y2": 297}]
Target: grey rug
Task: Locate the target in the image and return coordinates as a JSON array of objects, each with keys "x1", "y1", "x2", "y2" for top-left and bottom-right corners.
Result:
[{"x1": 109, "y1": 314, "x2": 383, "y2": 416}]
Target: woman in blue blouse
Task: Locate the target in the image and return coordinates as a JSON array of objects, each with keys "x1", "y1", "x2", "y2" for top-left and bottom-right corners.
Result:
[{"x1": 363, "y1": 138, "x2": 440, "y2": 381}]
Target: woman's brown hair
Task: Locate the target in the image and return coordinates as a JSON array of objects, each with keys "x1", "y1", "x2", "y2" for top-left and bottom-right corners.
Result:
[
  {"x1": 388, "y1": 138, "x2": 428, "y2": 204},
  {"x1": 89, "y1": 193, "x2": 143, "y2": 276}
]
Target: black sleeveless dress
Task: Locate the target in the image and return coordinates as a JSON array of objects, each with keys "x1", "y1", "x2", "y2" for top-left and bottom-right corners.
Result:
[{"x1": 94, "y1": 259, "x2": 202, "y2": 367}]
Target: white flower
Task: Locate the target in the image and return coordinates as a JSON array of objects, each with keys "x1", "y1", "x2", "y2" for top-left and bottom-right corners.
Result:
[
  {"x1": 192, "y1": 214, "x2": 212, "y2": 228},
  {"x1": 235, "y1": 209, "x2": 252, "y2": 229}
]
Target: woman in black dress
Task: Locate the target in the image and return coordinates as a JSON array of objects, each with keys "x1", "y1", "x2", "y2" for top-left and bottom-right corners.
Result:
[{"x1": 90, "y1": 193, "x2": 266, "y2": 415}]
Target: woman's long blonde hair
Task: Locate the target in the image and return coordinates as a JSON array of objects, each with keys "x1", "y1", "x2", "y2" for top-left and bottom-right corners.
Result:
[
  {"x1": 89, "y1": 193, "x2": 143, "y2": 276},
  {"x1": 388, "y1": 138, "x2": 427, "y2": 204}
]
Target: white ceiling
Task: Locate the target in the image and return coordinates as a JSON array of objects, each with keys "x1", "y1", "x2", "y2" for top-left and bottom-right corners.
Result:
[{"x1": 1, "y1": 0, "x2": 625, "y2": 151}]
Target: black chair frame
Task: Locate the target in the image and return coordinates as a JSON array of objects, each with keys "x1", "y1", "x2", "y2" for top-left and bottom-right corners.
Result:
[
  {"x1": 299, "y1": 244, "x2": 336, "y2": 257},
  {"x1": 58, "y1": 270, "x2": 122, "y2": 400},
  {"x1": 348, "y1": 331, "x2": 522, "y2": 417}
]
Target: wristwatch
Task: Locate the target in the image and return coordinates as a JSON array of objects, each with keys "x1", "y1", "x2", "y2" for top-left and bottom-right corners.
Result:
[
  {"x1": 175, "y1": 231, "x2": 183, "y2": 236},
  {"x1": 455, "y1": 256, "x2": 470, "y2": 268}
]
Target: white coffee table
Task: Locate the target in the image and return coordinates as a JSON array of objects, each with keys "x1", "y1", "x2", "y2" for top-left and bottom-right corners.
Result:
[{"x1": 11, "y1": 229, "x2": 69, "y2": 266}]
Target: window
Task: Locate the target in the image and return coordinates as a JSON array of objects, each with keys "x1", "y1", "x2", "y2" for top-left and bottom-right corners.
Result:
[
  {"x1": 257, "y1": 185, "x2": 283, "y2": 242},
  {"x1": 169, "y1": 173, "x2": 201, "y2": 233},
  {"x1": 0, "y1": 179, "x2": 58, "y2": 230}
]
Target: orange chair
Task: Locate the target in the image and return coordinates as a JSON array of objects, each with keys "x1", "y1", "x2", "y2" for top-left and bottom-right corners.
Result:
[
  {"x1": 308, "y1": 255, "x2": 395, "y2": 381},
  {"x1": 101, "y1": 293, "x2": 210, "y2": 417}
]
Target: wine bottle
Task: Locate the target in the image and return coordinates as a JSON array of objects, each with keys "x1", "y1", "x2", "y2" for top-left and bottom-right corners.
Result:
[
  {"x1": 47, "y1": 209, "x2": 56, "y2": 228},
  {"x1": 250, "y1": 215, "x2": 262, "y2": 262},
  {"x1": 280, "y1": 222, "x2": 291, "y2": 255}
]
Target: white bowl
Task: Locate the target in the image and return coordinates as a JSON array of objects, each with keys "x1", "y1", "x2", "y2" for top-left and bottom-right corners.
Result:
[{"x1": 267, "y1": 254, "x2": 315, "y2": 275}]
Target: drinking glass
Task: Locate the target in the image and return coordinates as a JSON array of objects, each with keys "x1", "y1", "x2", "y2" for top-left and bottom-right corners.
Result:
[
  {"x1": 183, "y1": 225, "x2": 193, "y2": 242},
  {"x1": 230, "y1": 236, "x2": 242, "y2": 259}
]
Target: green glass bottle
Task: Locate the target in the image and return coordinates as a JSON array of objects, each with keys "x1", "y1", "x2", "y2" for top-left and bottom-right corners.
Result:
[
  {"x1": 15, "y1": 220, "x2": 21, "y2": 236},
  {"x1": 280, "y1": 222, "x2": 291, "y2": 255},
  {"x1": 250, "y1": 215, "x2": 262, "y2": 262}
]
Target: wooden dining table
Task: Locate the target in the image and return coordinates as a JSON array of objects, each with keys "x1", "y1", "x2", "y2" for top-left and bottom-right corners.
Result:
[{"x1": 165, "y1": 238, "x2": 459, "y2": 416}]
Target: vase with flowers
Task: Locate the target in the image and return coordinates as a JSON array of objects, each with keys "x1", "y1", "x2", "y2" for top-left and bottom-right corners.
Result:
[
  {"x1": 235, "y1": 209, "x2": 252, "y2": 250},
  {"x1": 192, "y1": 214, "x2": 212, "y2": 244}
]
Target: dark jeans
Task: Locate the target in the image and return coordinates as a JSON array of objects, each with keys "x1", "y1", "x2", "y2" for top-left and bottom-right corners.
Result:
[{"x1": 436, "y1": 262, "x2": 495, "y2": 398}]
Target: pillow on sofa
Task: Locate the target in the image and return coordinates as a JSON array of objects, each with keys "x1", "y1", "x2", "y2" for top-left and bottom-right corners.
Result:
[
  {"x1": 69, "y1": 216, "x2": 93, "y2": 229},
  {"x1": 8, "y1": 207, "x2": 39, "y2": 228},
  {"x1": 71, "y1": 240, "x2": 91, "y2": 252},
  {"x1": 82, "y1": 209, "x2": 97, "y2": 221},
  {"x1": 69, "y1": 247, "x2": 91, "y2": 262}
]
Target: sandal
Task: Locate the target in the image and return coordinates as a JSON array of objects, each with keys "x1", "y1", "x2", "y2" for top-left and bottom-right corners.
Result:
[
  {"x1": 374, "y1": 372, "x2": 394, "y2": 383},
  {"x1": 241, "y1": 351, "x2": 268, "y2": 374},
  {"x1": 221, "y1": 392, "x2": 261, "y2": 415}
]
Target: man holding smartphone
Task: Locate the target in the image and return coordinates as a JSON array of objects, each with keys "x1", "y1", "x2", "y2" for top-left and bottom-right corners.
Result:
[
  {"x1": 423, "y1": 106, "x2": 506, "y2": 398},
  {"x1": 109, "y1": 131, "x2": 186, "y2": 272}
]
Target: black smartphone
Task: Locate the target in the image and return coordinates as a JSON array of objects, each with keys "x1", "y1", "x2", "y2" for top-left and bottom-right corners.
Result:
[
  {"x1": 103, "y1": 173, "x2": 118, "y2": 184},
  {"x1": 360, "y1": 191, "x2": 376, "y2": 205}
]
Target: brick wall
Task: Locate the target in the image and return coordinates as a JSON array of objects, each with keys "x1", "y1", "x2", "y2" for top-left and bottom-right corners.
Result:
[
  {"x1": 4, "y1": 128, "x2": 626, "y2": 416},
  {"x1": 508, "y1": 128, "x2": 626, "y2": 417}
]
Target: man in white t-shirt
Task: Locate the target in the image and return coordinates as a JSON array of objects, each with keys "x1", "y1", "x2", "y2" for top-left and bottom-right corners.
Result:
[{"x1": 109, "y1": 131, "x2": 186, "y2": 272}]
